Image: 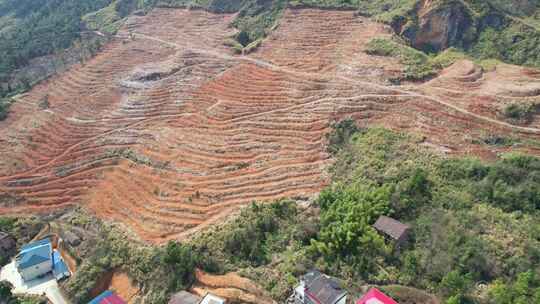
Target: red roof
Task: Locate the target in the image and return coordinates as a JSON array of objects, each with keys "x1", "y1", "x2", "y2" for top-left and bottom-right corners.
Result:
[{"x1": 356, "y1": 288, "x2": 398, "y2": 304}]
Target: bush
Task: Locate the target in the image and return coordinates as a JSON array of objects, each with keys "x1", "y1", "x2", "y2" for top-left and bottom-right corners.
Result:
[
  {"x1": 162, "y1": 242, "x2": 199, "y2": 291},
  {"x1": 439, "y1": 270, "x2": 473, "y2": 298},
  {"x1": 327, "y1": 118, "x2": 360, "y2": 154},
  {"x1": 503, "y1": 103, "x2": 539, "y2": 123},
  {"x1": 489, "y1": 271, "x2": 540, "y2": 304},
  {"x1": 222, "y1": 201, "x2": 297, "y2": 266},
  {"x1": 392, "y1": 168, "x2": 432, "y2": 218},
  {"x1": 365, "y1": 38, "x2": 437, "y2": 80}
]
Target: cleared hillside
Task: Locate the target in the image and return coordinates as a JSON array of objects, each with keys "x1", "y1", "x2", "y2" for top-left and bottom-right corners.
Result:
[{"x1": 1, "y1": 7, "x2": 540, "y2": 243}]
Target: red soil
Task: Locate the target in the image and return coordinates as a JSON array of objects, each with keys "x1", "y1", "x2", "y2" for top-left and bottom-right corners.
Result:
[
  {"x1": 1, "y1": 8, "x2": 540, "y2": 243},
  {"x1": 90, "y1": 271, "x2": 139, "y2": 304},
  {"x1": 191, "y1": 269, "x2": 275, "y2": 304}
]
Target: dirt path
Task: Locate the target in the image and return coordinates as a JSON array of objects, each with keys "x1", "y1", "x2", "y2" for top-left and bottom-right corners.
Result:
[{"x1": 191, "y1": 269, "x2": 275, "y2": 304}]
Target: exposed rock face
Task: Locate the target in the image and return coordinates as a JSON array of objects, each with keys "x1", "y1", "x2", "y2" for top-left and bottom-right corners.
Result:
[{"x1": 401, "y1": 0, "x2": 474, "y2": 52}]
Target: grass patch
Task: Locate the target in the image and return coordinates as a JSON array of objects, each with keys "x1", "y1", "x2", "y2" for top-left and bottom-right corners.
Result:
[
  {"x1": 366, "y1": 39, "x2": 475, "y2": 80},
  {"x1": 289, "y1": 0, "x2": 359, "y2": 9},
  {"x1": 430, "y1": 48, "x2": 469, "y2": 68},
  {"x1": 231, "y1": 0, "x2": 288, "y2": 47},
  {"x1": 365, "y1": 38, "x2": 438, "y2": 80},
  {"x1": 82, "y1": 2, "x2": 125, "y2": 35}
]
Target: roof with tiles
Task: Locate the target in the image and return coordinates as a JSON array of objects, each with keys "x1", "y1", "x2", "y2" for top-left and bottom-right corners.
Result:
[{"x1": 373, "y1": 216, "x2": 409, "y2": 240}]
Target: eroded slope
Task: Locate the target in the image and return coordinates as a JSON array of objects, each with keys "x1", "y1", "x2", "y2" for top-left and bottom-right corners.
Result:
[{"x1": 1, "y1": 8, "x2": 540, "y2": 243}]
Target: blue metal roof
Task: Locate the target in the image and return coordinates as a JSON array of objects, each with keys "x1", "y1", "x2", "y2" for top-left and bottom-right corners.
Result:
[
  {"x1": 21, "y1": 238, "x2": 51, "y2": 252},
  {"x1": 16, "y1": 239, "x2": 52, "y2": 269},
  {"x1": 52, "y1": 250, "x2": 70, "y2": 280}
]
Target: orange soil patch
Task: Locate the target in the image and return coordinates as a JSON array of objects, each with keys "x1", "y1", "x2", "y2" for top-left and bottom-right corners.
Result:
[
  {"x1": 90, "y1": 271, "x2": 140, "y2": 303},
  {"x1": 1, "y1": 8, "x2": 540, "y2": 243},
  {"x1": 110, "y1": 272, "x2": 140, "y2": 303},
  {"x1": 191, "y1": 269, "x2": 275, "y2": 304}
]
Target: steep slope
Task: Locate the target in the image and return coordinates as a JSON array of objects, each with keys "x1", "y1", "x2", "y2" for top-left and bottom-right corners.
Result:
[{"x1": 1, "y1": 7, "x2": 540, "y2": 243}]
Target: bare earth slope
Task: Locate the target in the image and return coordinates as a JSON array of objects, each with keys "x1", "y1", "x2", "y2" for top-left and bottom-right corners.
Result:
[{"x1": 1, "y1": 8, "x2": 540, "y2": 243}]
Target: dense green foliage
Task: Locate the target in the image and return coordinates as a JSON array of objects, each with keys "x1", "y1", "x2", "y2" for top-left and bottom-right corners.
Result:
[
  {"x1": 312, "y1": 183, "x2": 391, "y2": 273},
  {"x1": 488, "y1": 271, "x2": 540, "y2": 304},
  {"x1": 0, "y1": 0, "x2": 113, "y2": 80},
  {"x1": 471, "y1": 24, "x2": 540, "y2": 68},
  {"x1": 322, "y1": 127, "x2": 540, "y2": 303}
]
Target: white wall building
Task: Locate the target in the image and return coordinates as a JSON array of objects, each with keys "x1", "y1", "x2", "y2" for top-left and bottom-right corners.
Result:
[{"x1": 15, "y1": 238, "x2": 53, "y2": 282}]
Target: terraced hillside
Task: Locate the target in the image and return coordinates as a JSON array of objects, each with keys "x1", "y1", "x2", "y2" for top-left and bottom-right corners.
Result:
[{"x1": 1, "y1": 8, "x2": 540, "y2": 243}]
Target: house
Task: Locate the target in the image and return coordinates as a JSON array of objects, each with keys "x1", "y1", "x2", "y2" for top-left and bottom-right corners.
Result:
[
  {"x1": 15, "y1": 238, "x2": 53, "y2": 281},
  {"x1": 199, "y1": 293, "x2": 226, "y2": 304},
  {"x1": 356, "y1": 288, "x2": 398, "y2": 304},
  {"x1": 372, "y1": 216, "x2": 410, "y2": 247},
  {"x1": 293, "y1": 271, "x2": 347, "y2": 304},
  {"x1": 0, "y1": 231, "x2": 16, "y2": 260},
  {"x1": 169, "y1": 291, "x2": 202, "y2": 304},
  {"x1": 89, "y1": 290, "x2": 127, "y2": 304}
]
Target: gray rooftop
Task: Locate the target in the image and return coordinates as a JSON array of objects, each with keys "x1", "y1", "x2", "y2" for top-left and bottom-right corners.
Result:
[
  {"x1": 373, "y1": 216, "x2": 409, "y2": 240},
  {"x1": 168, "y1": 291, "x2": 201, "y2": 304},
  {"x1": 303, "y1": 271, "x2": 347, "y2": 304}
]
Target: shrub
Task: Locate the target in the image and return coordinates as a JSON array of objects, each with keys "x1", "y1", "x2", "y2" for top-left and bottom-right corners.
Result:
[
  {"x1": 222, "y1": 201, "x2": 296, "y2": 266},
  {"x1": 327, "y1": 118, "x2": 360, "y2": 154},
  {"x1": 503, "y1": 102, "x2": 539, "y2": 123},
  {"x1": 488, "y1": 271, "x2": 540, "y2": 304},
  {"x1": 392, "y1": 168, "x2": 432, "y2": 218},
  {"x1": 162, "y1": 242, "x2": 199, "y2": 291},
  {"x1": 366, "y1": 38, "x2": 437, "y2": 80}
]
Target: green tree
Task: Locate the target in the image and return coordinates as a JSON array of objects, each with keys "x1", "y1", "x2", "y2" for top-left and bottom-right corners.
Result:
[
  {"x1": 311, "y1": 182, "x2": 391, "y2": 274},
  {"x1": 392, "y1": 168, "x2": 431, "y2": 218},
  {"x1": 439, "y1": 270, "x2": 473, "y2": 298},
  {"x1": 162, "y1": 242, "x2": 198, "y2": 291}
]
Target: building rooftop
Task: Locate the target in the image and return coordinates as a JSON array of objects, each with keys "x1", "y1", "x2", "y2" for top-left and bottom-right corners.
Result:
[
  {"x1": 20, "y1": 238, "x2": 51, "y2": 252},
  {"x1": 16, "y1": 238, "x2": 52, "y2": 269},
  {"x1": 356, "y1": 288, "x2": 398, "y2": 304},
  {"x1": 52, "y1": 250, "x2": 70, "y2": 280},
  {"x1": 303, "y1": 271, "x2": 347, "y2": 304},
  {"x1": 168, "y1": 291, "x2": 201, "y2": 304},
  {"x1": 199, "y1": 293, "x2": 225, "y2": 304},
  {"x1": 373, "y1": 216, "x2": 409, "y2": 240}
]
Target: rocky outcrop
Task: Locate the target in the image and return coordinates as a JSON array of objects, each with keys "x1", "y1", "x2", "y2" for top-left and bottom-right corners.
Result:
[{"x1": 400, "y1": 0, "x2": 475, "y2": 52}]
